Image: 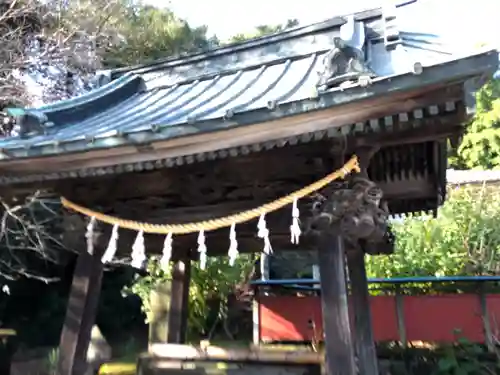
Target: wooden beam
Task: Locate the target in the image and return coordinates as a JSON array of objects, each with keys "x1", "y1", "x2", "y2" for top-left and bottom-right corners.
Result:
[
  {"x1": 347, "y1": 247, "x2": 379, "y2": 375},
  {"x1": 0, "y1": 84, "x2": 463, "y2": 175},
  {"x1": 52, "y1": 114, "x2": 460, "y2": 205},
  {"x1": 318, "y1": 233, "x2": 356, "y2": 375},
  {"x1": 57, "y1": 248, "x2": 104, "y2": 375},
  {"x1": 377, "y1": 176, "x2": 435, "y2": 200},
  {"x1": 179, "y1": 260, "x2": 191, "y2": 343},
  {"x1": 63, "y1": 202, "x2": 316, "y2": 258},
  {"x1": 63, "y1": 211, "x2": 312, "y2": 258},
  {"x1": 353, "y1": 115, "x2": 464, "y2": 150},
  {"x1": 0, "y1": 141, "x2": 331, "y2": 199},
  {"x1": 115, "y1": 200, "x2": 274, "y2": 224},
  {"x1": 57, "y1": 179, "x2": 434, "y2": 256},
  {"x1": 59, "y1": 164, "x2": 435, "y2": 257},
  {"x1": 2, "y1": 115, "x2": 451, "y2": 203}
]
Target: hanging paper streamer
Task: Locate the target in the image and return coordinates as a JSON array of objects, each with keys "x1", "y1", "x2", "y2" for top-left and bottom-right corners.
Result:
[
  {"x1": 102, "y1": 224, "x2": 119, "y2": 263},
  {"x1": 290, "y1": 197, "x2": 301, "y2": 244},
  {"x1": 197, "y1": 230, "x2": 207, "y2": 270},
  {"x1": 160, "y1": 233, "x2": 173, "y2": 271},
  {"x1": 228, "y1": 223, "x2": 238, "y2": 266},
  {"x1": 131, "y1": 230, "x2": 146, "y2": 269},
  {"x1": 85, "y1": 216, "x2": 97, "y2": 255},
  {"x1": 257, "y1": 213, "x2": 272, "y2": 254}
]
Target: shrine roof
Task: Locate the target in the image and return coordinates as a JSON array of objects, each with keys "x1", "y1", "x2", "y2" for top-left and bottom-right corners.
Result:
[{"x1": 0, "y1": 0, "x2": 498, "y2": 180}]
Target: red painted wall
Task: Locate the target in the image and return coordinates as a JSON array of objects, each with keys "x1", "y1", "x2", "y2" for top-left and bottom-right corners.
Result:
[{"x1": 258, "y1": 294, "x2": 500, "y2": 343}]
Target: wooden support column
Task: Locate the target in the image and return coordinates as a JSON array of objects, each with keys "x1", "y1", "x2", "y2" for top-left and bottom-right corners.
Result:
[
  {"x1": 318, "y1": 233, "x2": 356, "y2": 375},
  {"x1": 344, "y1": 145, "x2": 380, "y2": 375},
  {"x1": 478, "y1": 283, "x2": 494, "y2": 352},
  {"x1": 252, "y1": 288, "x2": 261, "y2": 346},
  {"x1": 57, "y1": 248, "x2": 104, "y2": 375},
  {"x1": 347, "y1": 247, "x2": 379, "y2": 375},
  {"x1": 394, "y1": 285, "x2": 407, "y2": 347}
]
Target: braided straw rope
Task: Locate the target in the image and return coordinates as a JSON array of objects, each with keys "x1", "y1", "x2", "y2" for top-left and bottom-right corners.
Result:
[{"x1": 61, "y1": 155, "x2": 360, "y2": 235}]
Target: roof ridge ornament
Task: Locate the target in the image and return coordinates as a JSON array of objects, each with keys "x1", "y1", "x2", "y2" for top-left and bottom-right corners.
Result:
[
  {"x1": 5, "y1": 108, "x2": 53, "y2": 138},
  {"x1": 316, "y1": 16, "x2": 376, "y2": 91}
]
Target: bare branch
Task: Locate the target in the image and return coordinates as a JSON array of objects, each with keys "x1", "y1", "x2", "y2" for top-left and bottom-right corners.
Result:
[
  {"x1": 0, "y1": 191, "x2": 71, "y2": 283},
  {"x1": 0, "y1": 0, "x2": 129, "y2": 130}
]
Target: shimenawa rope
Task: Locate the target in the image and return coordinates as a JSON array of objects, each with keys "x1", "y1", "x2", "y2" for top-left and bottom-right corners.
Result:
[{"x1": 61, "y1": 155, "x2": 359, "y2": 235}]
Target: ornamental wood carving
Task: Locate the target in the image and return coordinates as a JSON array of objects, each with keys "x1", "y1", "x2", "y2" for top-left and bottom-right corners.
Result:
[{"x1": 305, "y1": 175, "x2": 394, "y2": 254}]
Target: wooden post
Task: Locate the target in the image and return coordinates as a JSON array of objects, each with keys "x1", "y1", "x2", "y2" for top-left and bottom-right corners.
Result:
[
  {"x1": 394, "y1": 285, "x2": 407, "y2": 347},
  {"x1": 347, "y1": 247, "x2": 379, "y2": 375},
  {"x1": 180, "y1": 259, "x2": 191, "y2": 344},
  {"x1": 168, "y1": 259, "x2": 191, "y2": 344},
  {"x1": 260, "y1": 252, "x2": 269, "y2": 280},
  {"x1": 318, "y1": 233, "x2": 356, "y2": 375},
  {"x1": 57, "y1": 249, "x2": 104, "y2": 375},
  {"x1": 478, "y1": 283, "x2": 494, "y2": 352},
  {"x1": 252, "y1": 288, "x2": 260, "y2": 346}
]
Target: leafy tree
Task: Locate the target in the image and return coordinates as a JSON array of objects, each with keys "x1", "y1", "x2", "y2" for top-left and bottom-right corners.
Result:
[
  {"x1": 449, "y1": 79, "x2": 500, "y2": 169},
  {"x1": 0, "y1": 0, "x2": 215, "y2": 109},
  {"x1": 227, "y1": 19, "x2": 299, "y2": 44},
  {"x1": 366, "y1": 185, "x2": 500, "y2": 278},
  {"x1": 125, "y1": 255, "x2": 255, "y2": 338},
  {"x1": 103, "y1": 4, "x2": 214, "y2": 67}
]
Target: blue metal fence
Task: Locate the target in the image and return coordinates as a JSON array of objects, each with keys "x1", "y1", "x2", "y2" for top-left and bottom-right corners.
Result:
[{"x1": 251, "y1": 275, "x2": 500, "y2": 291}]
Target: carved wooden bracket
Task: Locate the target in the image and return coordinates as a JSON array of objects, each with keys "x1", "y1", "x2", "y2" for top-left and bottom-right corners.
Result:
[{"x1": 305, "y1": 169, "x2": 394, "y2": 254}]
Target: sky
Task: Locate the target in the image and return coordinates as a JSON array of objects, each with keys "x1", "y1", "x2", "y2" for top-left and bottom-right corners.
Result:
[
  {"x1": 160, "y1": 0, "x2": 375, "y2": 40},
  {"x1": 143, "y1": 0, "x2": 500, "y2": 47}
]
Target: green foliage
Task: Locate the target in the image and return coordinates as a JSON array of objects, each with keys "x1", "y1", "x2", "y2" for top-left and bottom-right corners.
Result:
[
  {"x1": 43, "y1": 348, "x2": 59, "y2": 375},
  {"x1": 432, "y1": 336, "x2": 497, "y2": 375},
  {"x1": 366, "y1": 185, "x2": 500, "y2": 278},
  {"x1": 124, "y1": 255, "x2": 254, "y2": 336},
  {"x1": 226, "y1": 19, "x2": 299, "y2": 44},
  {"x1": 104, "y1": 4, "x2": 213, "y2": 67},
  {"x1": 45, "y1": 2, "x2": 298, "y2": 68},
  {"x1": 189, "y1": 255, "x2": 254, "y2": 336},
  {"x1": 451, "y1": 79, "x2": 500, "y2": 169}
]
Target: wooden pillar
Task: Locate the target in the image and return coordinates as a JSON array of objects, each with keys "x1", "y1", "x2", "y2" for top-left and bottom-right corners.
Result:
[
  {"x1": 347, "y1": 247, "x2": 379, "y2": 375},
  {"x1": 394, "y1": 285, "x2": 407, "y2": 347},
  {"x1": 318, "y1": 233, "x2": 356, "y2": 375},
  {"x1": 478, "y1": 283, "x2": 494, "y2": 352},
  {"x1": 180, "y1": 260, "x2": 191, "y2": 343},
  {"x1": 168, "y1": 259, "x2": 191, "y2": 343},
  {"x1": 252, "y1": 288, "x2": 261, "y2": 346},
  {"x1": 57, "y1": 248, "x2": 104, "y2": 375}
]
